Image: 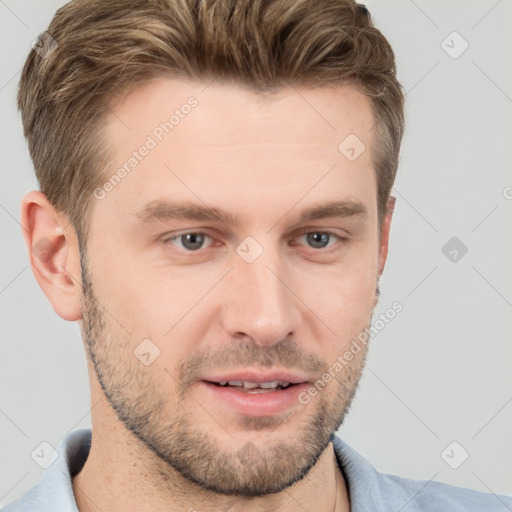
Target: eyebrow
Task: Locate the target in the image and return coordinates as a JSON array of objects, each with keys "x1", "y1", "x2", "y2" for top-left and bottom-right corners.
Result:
[{"x1": 134, "y1": 199, "x2": 367, "y2": 226}]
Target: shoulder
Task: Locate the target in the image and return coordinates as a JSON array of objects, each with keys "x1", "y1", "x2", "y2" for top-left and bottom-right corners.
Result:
[
  {"x1": 381, "y1": 472, "x2": 511, "y2": 511},
  {"x1": 2, "y1": 485, "x2": 45, "y2": 512},
  {"x1": 331, "y1": 435, "x2": 512, "y2": 511},
  {"x1": 3, "y1": 429, "x2": 91, "y2": 512}
]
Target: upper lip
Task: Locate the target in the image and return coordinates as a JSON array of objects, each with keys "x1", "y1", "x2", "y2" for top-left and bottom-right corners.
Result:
[{"x1": 201, "y1": 369, "x2": 310, "y2": 385}]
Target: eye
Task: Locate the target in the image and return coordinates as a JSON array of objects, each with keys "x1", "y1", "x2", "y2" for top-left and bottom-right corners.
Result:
[
  {"x1": 295, "y1": 230, "x2": 346, "y2": 250},
  {"x1": 163, "y1": 229, "x2": 347, "y2": 254},
  {"x1": 164, "y1": 232, "x2": 213, "y2": 251}
]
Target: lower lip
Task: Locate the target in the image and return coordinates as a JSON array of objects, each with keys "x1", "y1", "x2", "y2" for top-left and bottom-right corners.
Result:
[{"x1": 199, "y1": 381, "x2": 310, "y2": 417}]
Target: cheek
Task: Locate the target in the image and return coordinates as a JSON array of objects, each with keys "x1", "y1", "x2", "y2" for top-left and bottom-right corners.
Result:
[
  {"x1": 86, "y1": 236, "x2": 188, "y2": 336},
  {"x1": 87, "y1": 213, "x2": 378, "y2": 343},
  {"x1": 296, "y1": 255, "x2": 376, "y2": 341}
]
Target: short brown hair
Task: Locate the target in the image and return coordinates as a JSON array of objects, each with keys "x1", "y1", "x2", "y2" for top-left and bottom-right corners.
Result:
[{"x1": 18, "y1": 0, "x2": 404, "y2": 244}]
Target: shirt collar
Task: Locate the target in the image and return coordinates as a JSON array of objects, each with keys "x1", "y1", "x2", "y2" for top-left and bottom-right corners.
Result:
[{"x1": 28, "y1": 428, "x2": 398, "y2": 511}]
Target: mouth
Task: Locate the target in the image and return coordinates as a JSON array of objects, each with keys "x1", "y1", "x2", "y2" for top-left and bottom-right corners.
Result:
[
  {"x1": 198, "y1": 371, "x2": 311, "y2": 416},
  {"x1": 205, "y1": 379, "x2": 297, "y2": 393}
]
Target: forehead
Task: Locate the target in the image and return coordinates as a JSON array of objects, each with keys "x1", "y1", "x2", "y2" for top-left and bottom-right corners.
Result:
[
  {"x1": 94, "y1": 78, "x2": 377, "y2": 226},
  {"x1": 105, "y1": 77, "x2": 374, "y2": 148}
]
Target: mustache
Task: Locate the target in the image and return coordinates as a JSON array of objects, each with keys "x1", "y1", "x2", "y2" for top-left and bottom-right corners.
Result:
[{"x1": 176, "y1": 337, "x2": 327, "y2": 391}]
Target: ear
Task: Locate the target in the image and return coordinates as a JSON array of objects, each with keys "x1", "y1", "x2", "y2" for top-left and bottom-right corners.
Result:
[
  {"x1": 20, "y1": 190, "x2": 83, "y2": 321},
  {"x1": 377, "y1": 195, "x2": 395, "y2": 276}
]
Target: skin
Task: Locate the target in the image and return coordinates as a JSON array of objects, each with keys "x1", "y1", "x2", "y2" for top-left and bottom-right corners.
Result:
[{"x1": 21, "y1": 78, "x2": 394, "y2": 512}]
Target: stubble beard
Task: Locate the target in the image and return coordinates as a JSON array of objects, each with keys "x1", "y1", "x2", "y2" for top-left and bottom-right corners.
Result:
[{"x1": 79, "y1": 254, "x2": 370, "y2": 497}]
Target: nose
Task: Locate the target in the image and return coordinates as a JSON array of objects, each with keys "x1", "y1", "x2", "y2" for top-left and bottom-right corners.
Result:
[{"x1": 220, "y1": 247, "x2": 300, "y2": 347}]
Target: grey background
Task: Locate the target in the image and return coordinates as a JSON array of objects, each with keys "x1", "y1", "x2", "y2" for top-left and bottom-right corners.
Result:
[{"x1": 1, "y1": 0, "x2": 511, "y2": 507}]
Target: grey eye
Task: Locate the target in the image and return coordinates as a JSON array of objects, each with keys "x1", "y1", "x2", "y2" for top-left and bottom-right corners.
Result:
[
  {"x1": 168, "y1": 232, "x2": 210, "y2": 251},
  {"x1": 303, "y1": 232, "x2": 333, "y2": 249}
]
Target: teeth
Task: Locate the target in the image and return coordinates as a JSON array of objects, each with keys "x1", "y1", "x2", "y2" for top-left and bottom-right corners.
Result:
[
  {"x1": 215, "y1": 380, "x2": 293, "y2": 389},
  {"x1": 259, "y1": 381, "x2": 279, "y2": 389},
  {"x1": 243, "y1": 382, "x2": 259, "y2": 389}
]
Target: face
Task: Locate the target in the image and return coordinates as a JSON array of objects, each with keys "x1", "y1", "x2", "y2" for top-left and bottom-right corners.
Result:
[{"x1": 79, "y1": 78, "x2": 383, "y2": 496}]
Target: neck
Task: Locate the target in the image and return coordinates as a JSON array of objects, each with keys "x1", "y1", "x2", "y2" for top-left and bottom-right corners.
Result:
[{"x1": 72, "y1": 397, "x2": 350, "y2": 512}]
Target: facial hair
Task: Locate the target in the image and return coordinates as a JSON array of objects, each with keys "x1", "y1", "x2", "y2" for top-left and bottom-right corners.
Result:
[{"x1": 79, "y1": 250, "x2": 371, "y2": 497}]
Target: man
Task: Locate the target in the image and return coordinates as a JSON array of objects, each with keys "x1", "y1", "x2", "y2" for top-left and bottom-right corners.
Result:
[{"x1": 4, "y1": 0, "x2": 510, "y2": 511}]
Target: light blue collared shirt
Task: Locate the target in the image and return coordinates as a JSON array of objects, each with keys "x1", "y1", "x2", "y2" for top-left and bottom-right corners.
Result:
[{"x1": 3, "y1": 428, "x2": 511, "y2": 511}]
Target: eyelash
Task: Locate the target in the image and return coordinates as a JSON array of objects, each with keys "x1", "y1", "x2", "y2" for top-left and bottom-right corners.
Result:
[{"x1": 163, "y1": 229, "x2": 348, "y2": 253}]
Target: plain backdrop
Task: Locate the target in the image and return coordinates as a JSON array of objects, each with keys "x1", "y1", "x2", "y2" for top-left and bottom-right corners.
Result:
[{"x1": 1, "y1": 0, "x2": 511, "y2": 507}]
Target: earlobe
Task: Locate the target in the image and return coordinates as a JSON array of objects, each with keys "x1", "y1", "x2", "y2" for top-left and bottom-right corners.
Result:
[
  {"x1": 21, "y1": 190, "x2": 83, "y2": 321},
  {"x1": 377, "y1": 195, "x2": 395, "y2": 276}
]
